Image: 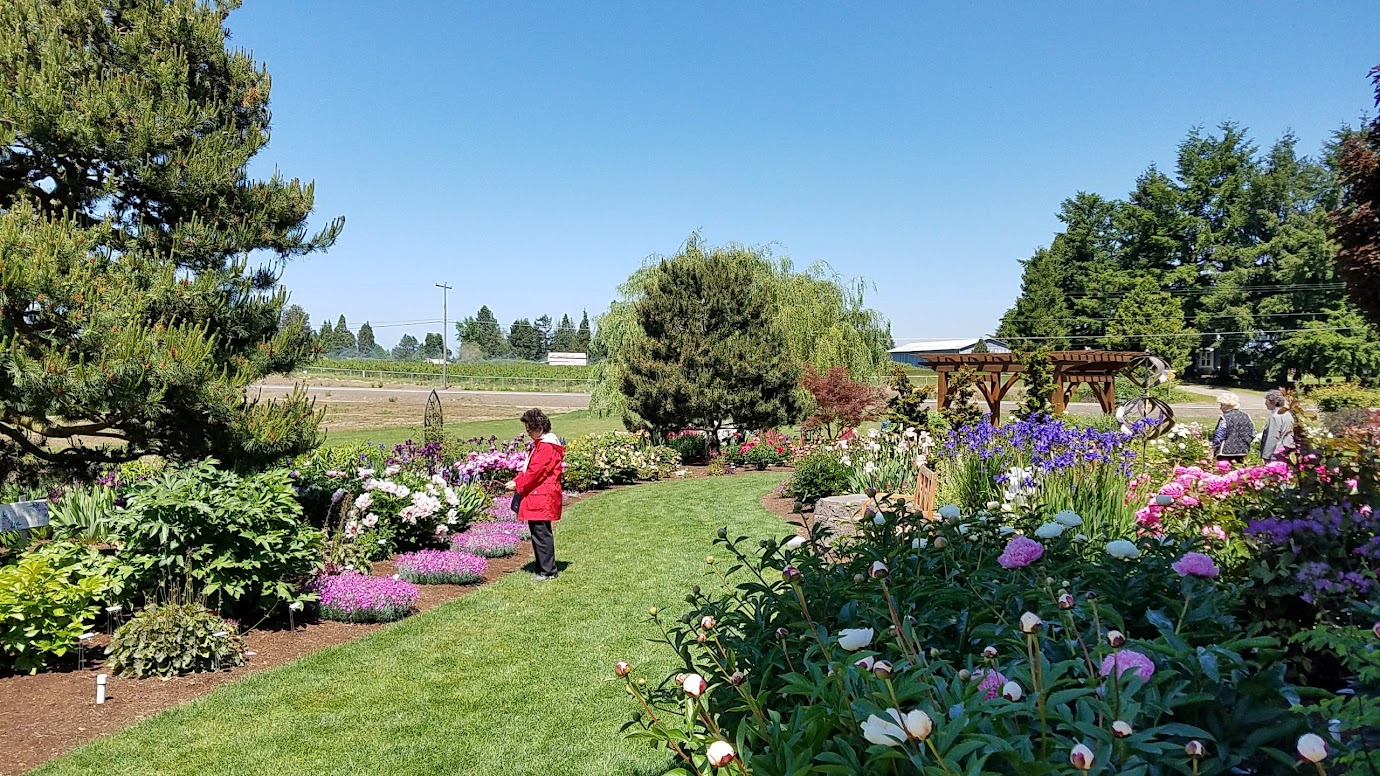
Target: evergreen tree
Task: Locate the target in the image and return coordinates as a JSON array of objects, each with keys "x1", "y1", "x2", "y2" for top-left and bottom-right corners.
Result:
[
  {"x1": 534, "y1": 315, "x2": 553, "y2": 358},
  {"x1": 552, "y1": 314, "x2": 577, "y2": 352},
  {"x1": 620, "y1": 241, "x2": 804, "y2": 451},
  {"x1": 392, "y1": 334, "x2": 421, "y2": 361},
  {"x1": 941, "y1": 368, "x2": 985, "y2": 430},
  {"x1": 280, "y1": 305, "x2": 316, "y2": 358},
  {"x1": 576, "y1": 310, "x2": 593, "y2": 352},
  {"x1": 472, "y1": 306, "x2": 507, "y2": 357},
  {"x1": 1100, "y1": 279, "x2": 1193, "y2": 370},
  {"x1": 358, "y1": 322, "x2": 379, "y2": 358},
  {"x1": 998, "y1": 246, "x2": 1071, "y2": 351},
  {"x1": 0, "y1": 1, "x2": 342, "y2": 471},
  {"x1": 1013, "y1": 348, "x2": 1056, "y2": 420},
  {"x1": 334, "y1": 315, "x2": 356, "y2": 355},
  {"x1": 420, "y1": 333, "x2": 446, "y2": 360},
  {"x1": 317, "y1": 319, "x2": 335, "y2": 352},
  {"x1": 971, "y1": 339, "x2": 991, "y2": 354},
  {"x1": 1334, "y1": 66, "x2": 1380, "y2": 329},
  {"x1": 508, "y1": 319, "x2": 544, "y2": 361},
  {"x1": 883, "y1": 364, "x2": 933, "y2": 431}
]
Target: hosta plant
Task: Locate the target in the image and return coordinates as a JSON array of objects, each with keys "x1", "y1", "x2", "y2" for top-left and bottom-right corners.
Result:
[
  {"x1": 105, "y1": 602, "x2": 246, "y2": 679},
  {"x1": 0, "y1": 541, "x2": 114, "y2": 673}
]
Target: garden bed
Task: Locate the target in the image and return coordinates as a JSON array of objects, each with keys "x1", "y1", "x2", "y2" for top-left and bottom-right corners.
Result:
[{"x1": 0, "y1": 552, "x2": 531, "y2": 775}]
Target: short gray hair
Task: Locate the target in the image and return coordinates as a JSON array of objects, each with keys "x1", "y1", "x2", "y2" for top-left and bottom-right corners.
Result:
[
  {"x1": 1216, "y1": 392, "x2": 1241, "y2": 410},
  {"x1": 1264, "y1": 389, "x2": 1286, "y2": 409}
]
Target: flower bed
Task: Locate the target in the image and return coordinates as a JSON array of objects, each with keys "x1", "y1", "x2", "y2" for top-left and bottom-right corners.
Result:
[
  {"x1": 393, "y1": 550, "x2": 488, "y2": 585},
  {"x1": 451, "y1": 530, "x2": 520, "y2": 558},
  {"x1": 314, "y1": 572, "x2": 419, "y2": 623}
]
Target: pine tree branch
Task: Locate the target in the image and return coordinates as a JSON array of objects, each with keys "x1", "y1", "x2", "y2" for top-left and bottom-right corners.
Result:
[
  {"x1": 0, "y1": 420, "x2": 137, "y2": 464},
  {"x1": 14, "y1": 415, "x2": 124, "y2": 439}
]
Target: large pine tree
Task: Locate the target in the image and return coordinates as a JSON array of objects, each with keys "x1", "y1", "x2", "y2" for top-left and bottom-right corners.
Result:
[
  {"x1": 620, "y1": 240, "x2": 803, "y2": 450},
  {"x1": 997, "y1": 248, "x2": 1070, "y2": 350},
  {"x1": 1334, "y1": 66, "x2": 1380, "y2": 329},
  {"x1": 0, "y1": 1, "x2": 342, "y2": 471}
]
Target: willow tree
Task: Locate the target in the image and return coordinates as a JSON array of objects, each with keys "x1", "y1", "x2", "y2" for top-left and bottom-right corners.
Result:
[
  {"x1": 0, "y1": 0, "x2": 342, "y2": 473},
  {"x1": 590, "y1": 234, "x2": 891, "y2": 421}
]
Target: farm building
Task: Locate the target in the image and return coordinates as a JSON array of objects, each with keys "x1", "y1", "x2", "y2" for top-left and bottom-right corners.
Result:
[{"x1": 888, "y1": 337, "x2": 1010, "y2": 367}]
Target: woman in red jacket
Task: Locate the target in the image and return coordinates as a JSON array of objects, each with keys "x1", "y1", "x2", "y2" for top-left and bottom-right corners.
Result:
[{"x1": 505, "y1": 409, "x2": 565, "y2": 581}]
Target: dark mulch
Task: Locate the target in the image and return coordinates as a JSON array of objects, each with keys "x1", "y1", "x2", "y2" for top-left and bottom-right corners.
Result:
[{"x1": 0, "y1": 546, "x2": 534, "y2": 775}]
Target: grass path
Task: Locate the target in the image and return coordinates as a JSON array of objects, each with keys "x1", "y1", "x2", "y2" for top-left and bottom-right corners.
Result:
[{"x1": 35, "y1": 474, "x2": 789, "y2": 776}]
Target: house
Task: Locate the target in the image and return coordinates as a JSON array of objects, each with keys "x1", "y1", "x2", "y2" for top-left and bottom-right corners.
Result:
[
  {"x1": 546, "y1": 352, "x2": 588, "y2": 367},
  {"x1": 888, "y1": 337, "x2": 1010, "y2": 367}
]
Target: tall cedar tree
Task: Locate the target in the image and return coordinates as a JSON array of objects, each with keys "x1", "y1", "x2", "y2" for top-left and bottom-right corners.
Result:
[
  {"x1": 357, "y1": 321, "x2": 379, "y2": 357},
  {"x1": 800, "y1": 366, "x2": 881, "y2": 440},
  {"x1": 576, "y1": 310, "x2": 592, "y2": 352},
  {"x1": 997, "y1": 248, "x2": 1070, "y2": 349},
  {"x1": 1013, "y1": 348, "x2": 1056, "y2": 420},
  {"x1": 1333, "y1": 66, "x2": 1380, "y2": 329},
  {"x1": 883, "y1": 364, "x2": 933, "y2": 431},
  {"x1": 391, "y1": 334, "x2": 420, "y2": 361},
  {"x1": 0, "y1": 1, "x2": 342, "y2": 472},
  {"x1": 620, "y1": 245, "x2": 803, "y2": 452},
  {"x1": 942, "y1": 368, "x2": 986, "y2": 430},
  {"x1": 507, "y1": 318, "x2": 543, "y2": 361}
]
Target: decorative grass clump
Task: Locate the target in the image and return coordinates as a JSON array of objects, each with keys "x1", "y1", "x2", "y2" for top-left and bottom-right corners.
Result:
[
  {"x1": 315, "y1": 571, "x2": 419, "y2": 623},
  {"x1": 394, "y1": 550, "x2": 488, "y2": 585}
]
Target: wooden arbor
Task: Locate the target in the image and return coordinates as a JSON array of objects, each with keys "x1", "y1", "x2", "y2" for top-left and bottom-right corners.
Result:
[{"x1": 912, "y1": 351, "x2": 1146, "y2": 424}]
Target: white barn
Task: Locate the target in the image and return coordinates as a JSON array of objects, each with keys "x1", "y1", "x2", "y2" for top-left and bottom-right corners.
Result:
[{"x1": 888, "y1": 337, "x2": 1010, "y2": 367}]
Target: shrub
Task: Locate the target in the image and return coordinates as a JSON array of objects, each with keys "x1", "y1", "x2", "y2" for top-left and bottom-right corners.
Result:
[
  {"x1": 800, "y1": 366, "x2": 882, "y2": 439},
  {"x1": 314, "y1": 572, "x2": 418, "y2": 623},
  {"x1": 114, "y1": 461, "x2": 324, "y2": 616},
  {"x1": 788, "y1": 451, "x2": 851, "y2": 503},
  {"x1": 1310, "y1": 383, "x2": 1380, "y2": 412},
  {"x1": 562, "y1": 432, "x2": 680, "y2": 491},
  {"x1": 394, "y1": 550, "x2": 487, "y2": 585},
  {"x1": 0, "y1": 542, "x2": 113, "y2": 673},
  {"x1": 105, "y1": 602, "x2": 246, "y2": 679},
  {"x1": 665, "y1": 432, "x2": 710, "y2": 465},
  {"x1": 706, "y1": 456, "x2": 727, "y2": 477},
  {"x1": 744, "y1": 443, "x2": 779, "y2": 470}
]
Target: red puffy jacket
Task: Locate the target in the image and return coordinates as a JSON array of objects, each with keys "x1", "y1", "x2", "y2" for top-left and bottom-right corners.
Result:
[{"x1": 513, "y1": 434, "x2": 565, "y2": 522}]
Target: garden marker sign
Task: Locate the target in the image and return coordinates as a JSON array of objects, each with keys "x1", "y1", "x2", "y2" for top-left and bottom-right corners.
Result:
[{"x1": 0, "y1": 499, "x2": 50, "y2": 533}]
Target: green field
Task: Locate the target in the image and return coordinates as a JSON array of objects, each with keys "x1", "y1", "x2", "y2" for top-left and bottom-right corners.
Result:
[
  {"x1": 312, "y1": 357, "x2": 595, "y2": 378},
  {"x1": 323, "y1": 410, "x2": 623, "y2": 449},
  {"x1": 35, "y1": 475, "x2": 790, "y2": 776}
]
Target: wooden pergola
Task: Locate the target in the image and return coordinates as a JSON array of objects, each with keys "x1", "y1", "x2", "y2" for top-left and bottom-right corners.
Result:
[{"x1": 912, "y1": 350, "x2": 1146, "y2": 424}]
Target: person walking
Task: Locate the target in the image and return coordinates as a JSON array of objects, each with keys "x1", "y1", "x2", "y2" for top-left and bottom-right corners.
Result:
[
  {"x1": 505, "y1": 409, "x2": 565, "y2": 581},
  {"x1": 1211, "y1": 392, "x2": 1256, "y2": 465},
  {"x1": 1259, "y1": 389, "x2": 1296, "y2": 460}
]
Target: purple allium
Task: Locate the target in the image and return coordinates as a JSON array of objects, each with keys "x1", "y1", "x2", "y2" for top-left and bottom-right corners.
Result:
[
  {"x1": 1100, "y1": 650, "x2": 1156, "y2": 683},
  {"x1": 1171, "y1": 552, "x2": 1220, "y2": 579},
  {"x1": 997, "y1": 536, "x2": 1044, "y2": 569},
  {"x1": 452, "y1": 531, "x2": 520, "y2": 558},
  {"x1": 395, "y1": 550, "x2": 488, "y2": 585},
  {"x1": 972, "y1": 669, "x2": 1007, "y2": 700},
  {"x1": 314, "y1": 572, "x2": 419, "y2": 623}
]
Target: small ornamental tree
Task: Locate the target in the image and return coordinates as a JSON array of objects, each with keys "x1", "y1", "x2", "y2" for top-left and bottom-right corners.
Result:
[
  {"x1": 620, "y1": 239, "x2": 804, "y2": 453},
  {"x1": 942, "y1": 368, "x2": 986, "y2": 430},
  {"x1": 883, "y1": 364, "x2": 933, "y2": 431},
  {"x1": 1014, "y1": 348, "x2": 1056, "y2": 420},
  {"x1": 1333, "y1": 66, "x2": 1380, "y2": 329},
  {"x1": 0, "y1": 0, "x2": 342, "y2": 473},
  {"x1": 800, "y1": 367, "x2": 881, "y2": 440}
]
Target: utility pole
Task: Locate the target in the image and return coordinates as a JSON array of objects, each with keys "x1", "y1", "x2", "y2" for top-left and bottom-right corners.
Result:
[{"x1": 436, "y1": 282, "x2": 452, "y2": 389}]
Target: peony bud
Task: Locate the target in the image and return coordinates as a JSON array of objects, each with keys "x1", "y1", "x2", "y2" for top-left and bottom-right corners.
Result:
[
  {"x1": 1070, "y1": 743, "x2": 1095, "y2": 770},
  {"x1": 614, "y1": 661, "x2": 631, "y2": 678},
  {"x1": 696, "y1": 633, "x2": 708, "y2": 644},
  {"x1": 1002, "y1": 680, "x2": 1023, "y2": 701},
  {"x1": 716, "y1": 527, "x2": 728, "y2": 539},
  {"x1": 705, "y1": 555, "x2": 715, "y2": 565},
  {"x1": 900, "y1": 708, "x2": 933, "y2": 741},
  {"x1": 647, "y1": 607, "x2": 658, "y2": 617},
  {"x1": 691, "y1": 585, "x2": 701, "y2": 596},
  {"x1": 700, "y1": 615, "x2": 716, "y2": 631},
  {"x1": 1185, "y1": 740, "x2": 1206, "y2": 758},
  {"x1": 983, "y1": 646, "x2": 998, "y2": 659},
  {"x1": 776, "y1": 626, "x2": 789, "y2": 639},
  {"x1": 1112, "y1": 720, "x2": 1132, "y2": 738},
  {"x1": 682, "y1": 673, "x2": 708, "y2": 697},
  {"x1": 1106, "y1": 630, "x2": 1126, "y2": 647},
  {"x1": 929, "y1": 647, "x2": 940, "y2": 659},
  {"x1": 934, "y1": 536, "x2": 948, "y2": 549},
  {"x1": 855, "y1": 656, "x2": 876, "y2": 671},
  {"x1": 873, "y1": 660, "x2": 893, "y2": 679},
  {"x1": 782, "y1": 565, "x2": 802, "y2": 583},
  {"x1": 1373, "y1": 622, "x2": 1380, "y2": 639},
  {"x1": 865, "y1": 487, "x2": 878, "y2": 498},
  {"x1": 729, "y1": 671, "x2": 745, "y2": 687},
  {"x1": 869, "y1": 560, "x2": 889, "y2": 579},
  {"x1": 1297, "y1": 733, "x2": 1329, "y2": 763},
  {"x1": 636, "y1": 678, "x2": 646, "y2": 687},
  {"x1": 1058, "y1": 593, "x2": 1075, "y2": 610},
  {"x1": 1020, "y1": 612, "x2": 1043, "y2": 633},
  {"x1": 854, "y1": 573, "x2": 866, "y2": 583},
  {"x1": 958, "y1": 669, "x2": 971, "y2": 681},
  {"x1": 706, "y1": 740, "x2": 736, "y2": 767}
]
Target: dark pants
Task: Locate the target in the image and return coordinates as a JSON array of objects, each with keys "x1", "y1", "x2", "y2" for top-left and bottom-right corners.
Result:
[{"x1": 529, "y1": 520, "x2": 557, "y2": 576}]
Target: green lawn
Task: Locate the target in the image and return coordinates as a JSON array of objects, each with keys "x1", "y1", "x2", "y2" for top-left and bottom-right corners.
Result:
[
  {"x1": 36, "y1": 474, "x2": 790, "y2": 776},
  {"x1": 322, "y1": 410, "x2": 623, "y2": 449}
]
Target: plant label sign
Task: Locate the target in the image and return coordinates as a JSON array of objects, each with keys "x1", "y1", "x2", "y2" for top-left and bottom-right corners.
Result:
[{"x1": 0, "y1": 500, "x2": 50, "y2": 532}]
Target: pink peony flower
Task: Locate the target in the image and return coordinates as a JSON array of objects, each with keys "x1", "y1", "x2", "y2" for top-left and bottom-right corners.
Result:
[
  {"x1": 1172, "y1": 552, "x2": 1220, "y2": 578},
  {"x1": 1158, "y1": 482, "x2": 1186, "y2": 497},
  {"x1": 1216, "y1": 460, "x2": 1232, "y2": 472},
  {"x1": 1201, "y1": 524, "x2": 1228, "y2": 542},
  {"x1": 972, "y1": 669, "x2": 1007, "y2": 700},
  {"x1": 1179, "y1": 495, "x2": 1201, "y2": 507},
  {"x1": 997, "y1": 536, "x2": 1044, "y2": 569},
  {"x1": 1100, "y1": 649, "x2": 1156, "y2": 682}
]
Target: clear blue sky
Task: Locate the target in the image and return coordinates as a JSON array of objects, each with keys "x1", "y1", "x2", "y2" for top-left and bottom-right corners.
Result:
[{"x1": 231, "y1": 1, "x2": 1377, "y2": 350}]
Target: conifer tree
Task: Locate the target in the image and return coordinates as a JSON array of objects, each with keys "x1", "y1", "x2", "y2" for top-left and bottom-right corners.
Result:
[
  {"x1": 1334, "y1": 66, "x2": 1380, "y2": 329},
  {"x1": 552, "y1": 313, "x2": 577, "y2": 352},
  {"x1": 1013, "y1": 349, "x2": 1056, "y2": 420},
  {"x1": 357, "y1": 322, "x2": 381, "y2": 358},
  {"x1": 882, "y1": 364, "x2": 933, "y2": 431},
  {"x1": 576, "y1": 310, "x2": 593, "y2": 352},
  {"x1": 998, "y1": 248, "x2": 1070, "y2": 350},
  {"x1": 392, "y1": 334, "x2": 420, "y2": 361},
  {"x1": 620, "y1": 240, "x2": 804, "y2": 451},
  {"x1": 334, "y1": 315, "x2": 356, "y2": 355}
]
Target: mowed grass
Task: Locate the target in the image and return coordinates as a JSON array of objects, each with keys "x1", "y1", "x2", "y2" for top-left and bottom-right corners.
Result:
[
  {"x1": 36, "y1": 474, "x2": 790, "y2": 776},
  {"x1": 322, "y1": 410, "x2": 623, "y2": 449}
]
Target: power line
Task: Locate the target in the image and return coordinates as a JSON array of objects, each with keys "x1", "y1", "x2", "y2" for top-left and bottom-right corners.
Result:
[
  {"x1": 993, "y1": 310, "x2": 1343, "y2": 325},
  {"x1": 893, "y1": 327, "x2": 1360, "y2": 342},
  {"x1": 1058, "y1": 282, "x2": 1345, "y2": 299}
]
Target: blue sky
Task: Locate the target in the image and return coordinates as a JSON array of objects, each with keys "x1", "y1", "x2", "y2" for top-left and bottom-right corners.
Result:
[{"x1": 231, "y1": 1, "x2": 1377, "y2": 349}]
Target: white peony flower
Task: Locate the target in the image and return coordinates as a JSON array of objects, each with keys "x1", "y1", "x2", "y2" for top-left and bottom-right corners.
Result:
[
  {"x1": 837, "y1": 628, "x2": 875, "y2": 651},
  {"x1": 1053, "y1": 510, "x2": 1083, "y2": 527},
  {"x1": 860, "y1": 713, "x2": 907, "y2": 747},
  {"x1": 1035, "y1": 522, "x2": 1065, "y2": 539},
  {"x1": 1106, "y1": 540, "x2": 1140, "y2": 559},
  {"x1": 937, "y1": 504, "x2": 961, "y2": 519}
]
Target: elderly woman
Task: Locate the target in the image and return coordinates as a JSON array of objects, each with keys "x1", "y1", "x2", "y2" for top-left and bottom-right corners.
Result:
[
  {"x1": 1211, "y1": 392, "x2": 1256, "y2": 465},
  {"x1": 1259, "y1": 389, "x2": 1296, "y2": 459},
  {"x1": 504, "y1": 409, "x2": 565, "y2": 581}
]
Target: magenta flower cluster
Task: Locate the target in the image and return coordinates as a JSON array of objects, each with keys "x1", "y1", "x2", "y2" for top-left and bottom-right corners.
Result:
[
  {"x1": 395, "y1": 549, "x2": 488, "y2": 585},
  {"x1": 997, "y1": 536, "x2": 1045, "y2": 569},
  {"x1": 1135, "y1": 461, "x2": 1292, "y2": 528},
  {"x1": 972, "y1": 669, "x2": 1007, "y2": 700},
  {"x1": 314, "y1": 571, "x2": 419, "y2": 623},
  {"x1": 1171, "y1": 552, "x2": 1220, "y2": 579},
  {"x1": 1100, "y1": 649, "x2": 1156, "y2": 682},
  {"x1": 452, "y1": 531, "x2": 519, "y2": 558}
]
